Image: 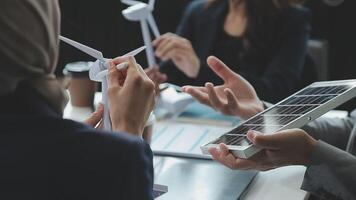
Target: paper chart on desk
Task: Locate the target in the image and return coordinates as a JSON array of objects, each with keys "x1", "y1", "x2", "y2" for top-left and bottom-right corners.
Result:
[{"x1": 151, "y1": 121, "x2": 232, "y2": 159}]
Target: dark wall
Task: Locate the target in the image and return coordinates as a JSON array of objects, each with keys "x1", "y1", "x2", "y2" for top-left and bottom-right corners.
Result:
[
  {"x1": 305, "y1": 0, "x2": 356, "y2": 80},
  {"x1": 304, "y1": 0, "x2": 356, "y2": 110},
  {"x1": 57, "y1": 0, "x2": 191, "y2": 75}
]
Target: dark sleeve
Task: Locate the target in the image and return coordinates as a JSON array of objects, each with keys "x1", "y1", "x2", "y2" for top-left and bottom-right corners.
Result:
[
  {"x1": 302, "y1": 117, "x2": 355, "y2": 150},
  {"x1": 301, "y1": 141, "x2": 356, "y2": 200},
  {"x1": 77, "y1": 127, "x2": 155, "y2": 200},
  {"x1": 159, "y1": 1, "x2": 203, "y2": 86},
  {"x1": 240, "y1": 7, "x2": 311, "y2": 103},
  {"x1": 122, "y1": 139, "x2": 154, "y2": 200}
]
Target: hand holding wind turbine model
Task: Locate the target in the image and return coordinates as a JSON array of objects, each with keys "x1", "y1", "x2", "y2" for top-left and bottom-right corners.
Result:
[
  {"x1": 121, "y1": 0, "x2": 160, "y2": 68},
  {"x1": 59, "y1": 36, "x2": 155, "y2": 131}
]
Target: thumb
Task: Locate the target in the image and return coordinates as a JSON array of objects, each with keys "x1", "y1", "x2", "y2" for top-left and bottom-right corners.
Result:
[
  {"x1": 207, "y1": 56, "x2": 235, "y2": 82},
  {"x1": 247, "y1": 130, "x2": 281, "y2": 150},
  {"x1": 84, "y1": 104, "x2": 104, "y2": 127}
]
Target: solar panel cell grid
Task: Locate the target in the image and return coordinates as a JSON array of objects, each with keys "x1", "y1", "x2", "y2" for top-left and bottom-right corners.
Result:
[
  {"x1": 298, "y1": 85, "x2": 350, "y2": 96},
  {"x1": 281, "y1": 95, "x2": 336, "y2": 105}
]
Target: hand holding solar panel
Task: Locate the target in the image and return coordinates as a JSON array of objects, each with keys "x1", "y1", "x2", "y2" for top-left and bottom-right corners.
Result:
[
  {"x1": 202, "y1": 79, "x2": 356, "y2": 159},
  {"x1": 209, "y1": 129, "x2": 316, "y2": 170},
  {"x1": 183, "y1": 56, "x2": 264, "y2": 119}
]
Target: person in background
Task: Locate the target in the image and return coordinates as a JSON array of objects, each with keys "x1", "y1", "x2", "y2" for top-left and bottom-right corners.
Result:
[
  {"x1": 183, "y1": 56, "x2": 356, "y2": 200},
  {"x1": 148, "y1": 0, "x2": 310, "y2": 103},
  {"x1": 0, "y1": 0, "x2": 155, "y2": 199}
]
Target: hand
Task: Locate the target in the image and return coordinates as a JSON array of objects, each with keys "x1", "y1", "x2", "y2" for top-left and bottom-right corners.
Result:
[
  {"x1": 153, "y1": 33, "x2": 200, "y2": 78},
  {"x1": 84, "y1": 103, "x2": 104, "y2": 129},
  {"x1": 145, "y1": 66, "x2": 167, "y2": 93},
  {"x1": 209, "y1": 129, "x2": 317, "y2": 171},
  {"x1": 107, "y1": 56, "x2": 156, "y2": 137},
  {"x1": 183, "y1": 56, "x2": 263, "y2": 120}
]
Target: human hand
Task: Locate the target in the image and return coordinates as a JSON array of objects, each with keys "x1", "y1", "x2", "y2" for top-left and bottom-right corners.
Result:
[
  {"x1": 153, "y1": 33, "x2": 200, "y2": 78},
  {"x1": 145, "y1": 66, "x2": 167, "y2": 93},
  {"x1": 84, "y1": 103, "x2": 104, "y2": 129},
  {"x1": 209, "y1": 129, "x2": 317, "y2": 171},
  {"x1": 107, "y1": 56, "x2": 156, "y2": 137},
  {"x1": 183, "y1": 56, "x2": 264, "y2": 120}
]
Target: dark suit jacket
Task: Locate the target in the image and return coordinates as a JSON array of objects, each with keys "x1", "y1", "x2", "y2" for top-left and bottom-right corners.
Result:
[
  {"x1": 0, "y1": 84, "x2": 154, "y2": 200},
  {"x1": 161, "y1": 0, "x2": 311, "y2": 103}
]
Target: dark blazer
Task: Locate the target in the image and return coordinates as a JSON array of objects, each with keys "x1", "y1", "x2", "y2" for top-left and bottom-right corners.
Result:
[
  {"x1": 0, "y1": 84, "x2": 154, "y2": 200},
  {"x1": 161, "y1": 0, "x2": 311, "y2": 103}
]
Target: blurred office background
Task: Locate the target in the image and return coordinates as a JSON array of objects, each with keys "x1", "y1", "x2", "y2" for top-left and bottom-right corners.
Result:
[{"x1": 58, "y1": 0, "x2": 356, "y2": 110}]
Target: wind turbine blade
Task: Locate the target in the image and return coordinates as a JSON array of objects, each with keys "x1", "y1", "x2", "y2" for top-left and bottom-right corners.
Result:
[
  {"x1": 59, "y1": 36, "x2": 104, "y2": 61},
  {"x1": 121, "y1": 0, "x2": 141, "y2": 6},
  {"x1": 148, "y1": 0, "x2": 155, "y2": 10},
  {"x1": 147, "y1": 14, "x2": 160, "y2": 38},
  {"x1": 124, "y1": 46, "x2": 146, "y2": 57}
]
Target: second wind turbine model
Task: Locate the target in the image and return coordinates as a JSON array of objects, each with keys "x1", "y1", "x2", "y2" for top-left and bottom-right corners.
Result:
[{"x1": 121, "y1": 0, "x2": 160, "y2": 67}]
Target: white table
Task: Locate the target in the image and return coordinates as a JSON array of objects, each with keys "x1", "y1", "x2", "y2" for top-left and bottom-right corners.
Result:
[
  {"x1": 64, "y1": 103, "x2": 311, "y2": 200},
  {"x1": 243, "y1": 166, "x2": 308, "y2": 200}
]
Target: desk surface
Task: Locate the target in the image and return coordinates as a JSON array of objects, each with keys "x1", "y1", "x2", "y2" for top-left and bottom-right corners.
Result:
[
  {"x1": 154, "y1": 156, "x2": 307, "y2": 200},
  {"x1": 64, "y1": 103, "x2": 308, "y2": 200}
]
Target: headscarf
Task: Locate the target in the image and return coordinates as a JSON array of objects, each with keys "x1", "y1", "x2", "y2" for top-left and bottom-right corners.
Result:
[{"x1": 0, "y1": 0, "x2": 68, "y2": 115}]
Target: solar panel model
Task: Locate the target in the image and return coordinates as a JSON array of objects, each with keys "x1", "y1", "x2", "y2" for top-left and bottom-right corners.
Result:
[{"x1": 201, "y1": 79, "x2": 356, "y2": 159}]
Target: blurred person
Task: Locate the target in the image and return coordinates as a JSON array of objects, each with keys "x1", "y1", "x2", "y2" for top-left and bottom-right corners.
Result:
[
  {"x1": 148, "y1": 0, "x2": 310, "y2": 103},
  {"x1": 0, "y1": 0, "x2": 156, "y2": 199}
]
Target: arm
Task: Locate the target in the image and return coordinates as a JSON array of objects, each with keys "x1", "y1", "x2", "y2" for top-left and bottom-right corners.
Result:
[
  {"x1": 122, "y1": 140, "x2": 154, "y2": 200},
  {"x1": 302, "y1": 141, "x2": 356, "y2": 200},
  {"x1": 240, "y1": 8, "x2": 311, "y2": 103},
  {"x1": 158, "y1": 1, "x2": 202, "y2": 86},
  {"x1": 302, "y1": 117, "x2": 355, "y2": 150}
]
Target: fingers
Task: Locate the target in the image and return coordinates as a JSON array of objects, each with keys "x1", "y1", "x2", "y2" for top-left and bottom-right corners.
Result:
[
  {"x1": 247, "y1": 130, "x2": 282, "y2": 150},
  {"x1": 224, "y1": 88, "x2": 240, "y2": 114},
  {"x1": 152, "y1": 33, "x2": 172, "y2": 47},
  {"x1": 209, "y1": 144, "x2": 255, "y2": 170},
  {"x1": 156, "y1": 72, "x2": 168, "y2": 83},
  {"x1": 112, "y1": 56, "x2": 129, "y2": 65},
  {"x1": 108, "y1": 60, "x2": 121, "y2": 89},
  {"x1": 183, "y1": 86, "x2": 211, "y2": 105},
  {"x1": 153, "y1": 33, "x2": 177, "y2": 48},
  {"x1": 207, "y1": 56, "x2": 236, "y2": 81},
  {"x1": 145, "y1": 67, "x2": 167, "y2": 86},
  {"x1": 154, "y1": 33, "x2": 190, "y2": 59},
  {"x1": 206, "y1": 82, "x2": 224, "y2": 110},
  {"x1": 126, "y1": 56, "x2": 143, "y2": 78},
  {"x1": 84, "y1": 103, "x2": 104, "y2": 127}
]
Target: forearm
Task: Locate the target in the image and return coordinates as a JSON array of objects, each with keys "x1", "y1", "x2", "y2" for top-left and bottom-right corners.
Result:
[
  {"x1": 302, "y1": 141, "x2": 356, "y2": 200},
  {"x1": 302, "y1": 117, "x2": 355, "y2": 150},
  {"x1": 126, "y1": 141, "x2": 154, "y2": 200}
]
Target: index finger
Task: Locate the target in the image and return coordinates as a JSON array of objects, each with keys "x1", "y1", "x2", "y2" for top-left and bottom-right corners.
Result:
[
  {"x1": 207, "y1": 56, "x2": 236, "y2": 82},
  {"x1": 112, "y1": 56, "x2": 129, "y2": 65},
  {"x1": 108, "y1": 60, "x2": 121, "y2": 88},
  {"x1": 183, "y1": 86, "x2": 210, "y2": 106}
]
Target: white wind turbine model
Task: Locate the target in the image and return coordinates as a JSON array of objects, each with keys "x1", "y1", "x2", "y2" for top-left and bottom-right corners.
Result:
[
  {"x1": 59, "y1": 36, "x2": 154, "y2": 131},
  {"x1": 121, "y1": 0, "x2": 160, "y2": 67}
]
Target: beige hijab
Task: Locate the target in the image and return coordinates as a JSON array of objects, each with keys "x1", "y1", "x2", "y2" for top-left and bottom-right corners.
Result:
[{"x1": 0, "y1": 0, "x2": 68, "y2": 114}]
